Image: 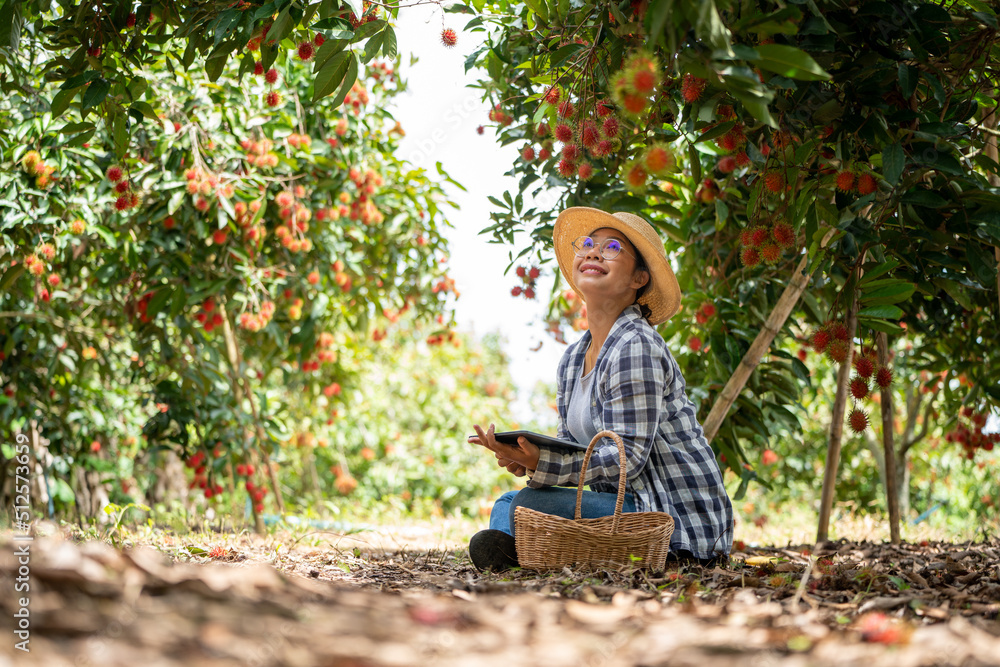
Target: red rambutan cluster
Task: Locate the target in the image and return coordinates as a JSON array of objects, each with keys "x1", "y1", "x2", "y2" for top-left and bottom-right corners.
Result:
[
  {"x1": 737, "y1": 219, "x2": 797, "y2": 268},
  {"x1": 945, "y1": 406, "x2": 998, "y2": 460},
  {"x1": 511, "y1": 265, "x2": 541, "y2": 300}
]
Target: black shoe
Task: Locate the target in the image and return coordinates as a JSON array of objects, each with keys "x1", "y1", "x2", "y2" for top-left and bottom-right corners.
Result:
[{"x1": 469, "y1": 529, "x2": 519, "y2": 572}]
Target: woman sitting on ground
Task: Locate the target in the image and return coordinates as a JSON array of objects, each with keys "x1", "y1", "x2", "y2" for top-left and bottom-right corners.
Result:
[{"x1": 468, "y1": 206, "x2": 734, "y2": 571}]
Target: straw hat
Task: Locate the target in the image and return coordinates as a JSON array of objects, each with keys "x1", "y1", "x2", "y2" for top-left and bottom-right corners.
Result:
[{"x1": 553, "y1": 207, "x2": 681, "y2": 326}]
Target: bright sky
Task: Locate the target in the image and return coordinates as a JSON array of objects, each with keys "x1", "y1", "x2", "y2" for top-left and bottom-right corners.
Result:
[{"x1": 391, "y1": 6, "x2": 575, "y2": 427}]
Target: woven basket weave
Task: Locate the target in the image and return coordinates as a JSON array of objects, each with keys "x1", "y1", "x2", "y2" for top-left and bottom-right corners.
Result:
[{"x1": 514, "y1": 429, "x2": 674, "y2": 571}]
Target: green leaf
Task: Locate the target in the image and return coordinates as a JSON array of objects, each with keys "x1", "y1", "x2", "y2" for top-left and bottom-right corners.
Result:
[
  {"x1": 130, "y1": 101, "x2": 159, "y2": 121},
  {"x1": 314, "y1": 38, "x2": 348, "y2": 70},
  {"x1": 858, "y1": 318, "x2": 905, "y2": 335},
  {"x1": 900, "y1": 188, "x2": 947, "y2": 208},
  {"x1": 50, "y1": 88, "x2": 77, "y2": 120},
  {"x1": 861, "y1": 282, "x2": 915, "y2": 305},
  {"x1": 882, "y1": 143, "x2": 904, "y2": 185},
  {"x1": 382, "y1": 26, "x2": 397, "y2": 59},
  {"x1": 363, "y1": 28, "x2": 385, "y2": 63},
  {"x1": 313, "y1": 52, "x2": 351, "y2": 101},
  {"x1": 932, "y1": 278, "x2": 972, "y2": 310},
  {"x1": 205, "y1": 43, "x2": 231, "y2": 82},
  {"x1": 751, "y1": 44, "x2": 830, "y2": 81},
  {"x1": 328, "y1": 53, "x2": 359, "y2": 108},
  {"x1": 898, "y1": 63, "x2": 918, "y2": 98},
  {"x1": 857, "y1": 304, "x2": 904, "y2": 319},
  {"x1": 523, "y1": 0, "x2": 548, "y2": 22},
  {"x1": 81, "y1": 79, "x2": 111, "y2": 113},
  {"x1": 146, "y1": 287, "x2": 173, "y2": 319},
  {"x1": 0, "y1": 0, "x2": 22, "y2": 51},
  {"x1": 859, "y1": 258, "x2": 899, "y2": 283},
  {"x1": 695, "y1": 120, "x2": 736, "y2": 144},
  {"x1": 92, "y1": 224, "x2": 117, "y2": 248},
  {"x1": 0, "y1": 263, "x2": 24, "y2": 293}
]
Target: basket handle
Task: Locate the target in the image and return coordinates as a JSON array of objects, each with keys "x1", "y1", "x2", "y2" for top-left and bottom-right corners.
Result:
[{"x1": 574, "y1": 429, "x2": 629, "y2": 534}]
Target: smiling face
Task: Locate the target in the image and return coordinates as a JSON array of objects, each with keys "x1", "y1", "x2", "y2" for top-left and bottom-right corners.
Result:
[{"x1": 571, "y1": 227, "x2": 649, "y2": 308}]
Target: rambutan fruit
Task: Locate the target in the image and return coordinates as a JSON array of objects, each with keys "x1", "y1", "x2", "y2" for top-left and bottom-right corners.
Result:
[
  {"x1": 579, "y1": 121, "x2": 600, "y2": 148},
  {"x1": 554, "y1": 123, "x2": 575, "y2": 143},
  {"x1": 601, "y1": 116, "x2": 620, "y2": 138},
  {"x1": 106, "y1": 165, "x2": 124, "y2": 182},
  {"x1": 644, "y1": 145, "x2": 674, "y2": 175},
  {"x1": 543, "y1": 86, "x2": 560, "y2": 105},
  {"x1": 114, "y1": 195, "x2": 131, "y2": 211},
  {"x1": 441, "y1": 28, "x2": 458, "y2": 48},
  {"x1": 717, "y1": 132, "x2": 738, "y2": 152},
  {"x1": 749, "y1": 227, "x2": 769, "y2": 247},
  {"x1": 740, "y1": 246, "x2": 761, "y2": 267},
  {"x1": 764, "y1": 171, "x2": 784, "y2": 193},
  {"x1": 718, "y1": 156, "x2": 737, "y2": 173},
  {"x1": 253, "y1": 61, "x2": 264, "y2": 76},
  {"x1": 562, "y1": 144, "x2": 580, "y2": 161},
  {"x1": 772, "y1": 221, "x2": 795, "y2": 247},
  {"x1": 848, "y1": 408, "x2": 869, "y2": 433},
  {"x1": 631, "y1": 68, "x2": 657, "y2": 95},
  {"x1": 827, "y1": 339, "x2": 849, "y2": 364},
  {"x1": 854, "y1": 355, "x2": 875, "y2": 379},
  {"x1": 836, "y1": 170, "x2": 855, "y2": 192},
  {"x1": 734, "y1": 150, "x2": 751, "y2": 167},
  {"x1": 811, "y1": 329, "x2": 832, "y2": 353},
  {"x1": 624, "y1": 162, "x2": 647, "y2": 190},
  {"x1": 681, "y1": 74, "x2": 707, "y2": 103},
  {"x1": 856, "y1": 173, "x2": 877, "y2": 195},
  {"x1": 875, "y1": 365, "x2": 893, "y2": 389},
  {"x1": 850, "y1": 376, "x2": 869, "y2": 400},
  {"x1": 759, "y1": 243, "x2": 781, "y2": 264},
  {"x1": 264, "y1": 68, "x2": 279, "y2": 84},
  {"x1": 831, "y1": 322, "x2": 849, "y2": 342},
  {"x1": 314, "y1": 33, "x2": 325, "y2": 46},
  {"x1": 557, "y1": 158, "x2": 576, "y2": 178},
  {"x1": 739, "y1": 228, "x2": 754, "y2": 247},
  {"x1": 297, "y1": 41, "x2": 315, "y2": 61},
  {"x1": 621, "y1": 93, "x2": 646, "y2": 114},
  {"x1": 521, "y1": 146, "x2": 535, "y2": 162},
  {"x1": 577, "y1": 162, "x2": 594, "y2": 180},
  {"x1": 264, "y1": 91, "x2": 283, "y2": 107},
  {"x1": 558, "y1": 100, "x2": 575, "y2": 118}
]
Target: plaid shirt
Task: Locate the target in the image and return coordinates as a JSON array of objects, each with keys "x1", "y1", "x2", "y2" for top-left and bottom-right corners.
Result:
[{"x1": 528, "y1": 305, "x2": 734, "y2": 560}]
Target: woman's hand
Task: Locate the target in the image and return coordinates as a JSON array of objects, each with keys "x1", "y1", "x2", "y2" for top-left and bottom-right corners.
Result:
[
  {"x1": 496, "y1": 456, "x2": 528, "y2": 477},
  {"x1": 469, "y1": 423, "x2": 540, "y2": 473}
]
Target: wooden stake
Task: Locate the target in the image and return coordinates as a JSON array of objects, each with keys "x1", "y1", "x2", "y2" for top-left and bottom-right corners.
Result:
[
  {"x1": 219, "y1": 303, "x2": 266, "y2": 534},
  {"x1": 877, "y1": 331, "x2": 900, "y2": 544},
  {"x1": 816, "y1": 293, "x2": 858, "y2": 543},
  {"x1": 702, "y1": 229, "x2": 835, "y2": 442}
]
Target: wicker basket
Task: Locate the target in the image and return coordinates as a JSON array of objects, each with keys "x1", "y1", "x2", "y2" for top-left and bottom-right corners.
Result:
[{"x1": 514, "y1": 429, "x2": 674, "y2": 571}]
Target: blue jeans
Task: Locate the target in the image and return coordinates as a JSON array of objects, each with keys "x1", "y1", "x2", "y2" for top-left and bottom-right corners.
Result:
[{"x1": 489, "y1": 487, "x2": 637, "y2": 537}]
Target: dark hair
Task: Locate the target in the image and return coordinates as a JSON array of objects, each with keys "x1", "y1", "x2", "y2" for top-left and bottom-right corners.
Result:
[{"x1": 632, "y1": 248, "x2": 653, "y2": 321}]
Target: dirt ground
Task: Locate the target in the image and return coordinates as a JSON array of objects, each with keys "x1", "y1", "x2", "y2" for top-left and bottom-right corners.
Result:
[{"x1": 1, "y1": 520, "x2": 999, "y2": 667}]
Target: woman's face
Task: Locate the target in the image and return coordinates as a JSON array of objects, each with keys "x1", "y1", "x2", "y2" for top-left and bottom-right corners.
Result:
[{"x1": 571, "y1": 227, "x2": 649, "y2": 304}]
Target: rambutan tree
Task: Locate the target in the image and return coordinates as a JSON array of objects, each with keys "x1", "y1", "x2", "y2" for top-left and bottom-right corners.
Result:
[
  {"x1": 0, "y1": 6, "x2": 469, "y2": 529},
  {"x1": 464, "y1": 0, "x2": 1000, "y2": 536}
]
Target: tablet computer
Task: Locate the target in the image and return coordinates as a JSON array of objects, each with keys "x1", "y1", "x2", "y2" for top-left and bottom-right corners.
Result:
[{"x1": 468, "y1": 430, "x2": 590, "y2": 452}]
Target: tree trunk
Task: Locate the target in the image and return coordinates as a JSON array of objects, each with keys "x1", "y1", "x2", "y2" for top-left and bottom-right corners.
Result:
[
  {"x1": 984, "y1": 109, "x2": 999, "y2": 310},
  {"x1": 816, "y1": 293, "x2": 859, "y2": 543},
  {"x1": 897, "y1": 456, "x2": 911, "y2": 520},
  {"x1": 703, "y1": 230, "x2": 836, "y2": 442},
  {"x1": 877, "y1": 332, "x2": 901, "y2": 543}
]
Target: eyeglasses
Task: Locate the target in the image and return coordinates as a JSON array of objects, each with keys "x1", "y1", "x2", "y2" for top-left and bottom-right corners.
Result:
[{"x1": 571, "y1": 236, "x2": 635, "y2": 261}]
